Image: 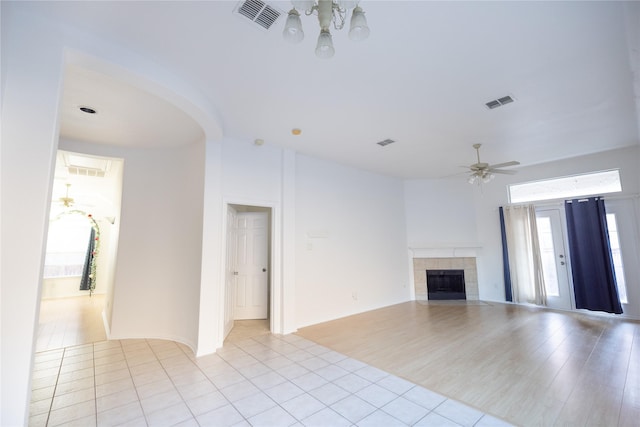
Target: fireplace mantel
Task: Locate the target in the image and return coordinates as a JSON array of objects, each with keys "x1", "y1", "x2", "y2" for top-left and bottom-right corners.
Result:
[{"x1": 409, "y1": 245, "x2": 481, "y2": 258}]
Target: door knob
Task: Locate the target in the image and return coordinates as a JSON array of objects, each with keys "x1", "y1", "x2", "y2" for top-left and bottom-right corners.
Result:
[
  {"x1": 262, "y1": 268, "x2": 267, "y2": 272},
  {"x1": 233, "y1": 271, "x2": 239, "y2": 275}
]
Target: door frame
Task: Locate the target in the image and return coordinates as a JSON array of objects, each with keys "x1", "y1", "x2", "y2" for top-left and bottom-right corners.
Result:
[{"x1": 219, "y1": 199, "x2": 281, "y2": 341}]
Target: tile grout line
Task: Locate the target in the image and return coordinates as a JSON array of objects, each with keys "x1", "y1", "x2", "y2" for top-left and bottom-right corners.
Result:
[
  {"x1": 44, "y1": 347, "x2": 65, "y2": 427},
  {"x1": 92, "y1": 342, "x2": 97, "y2": 427},
  {"x1": 119, "y1": 339, "x2": 147, "y2": 426}
]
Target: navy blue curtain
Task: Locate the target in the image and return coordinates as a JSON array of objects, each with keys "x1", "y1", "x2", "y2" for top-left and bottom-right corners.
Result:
[
  {"x1": 498, "y1": 207, "x2": 513, "y2": 302},
  {"x1": 79, "y1": 228, "x2": 95, "y2": 291},
  {"x1": 565, "y1": 198, "x2": 622, "y2": 314}
]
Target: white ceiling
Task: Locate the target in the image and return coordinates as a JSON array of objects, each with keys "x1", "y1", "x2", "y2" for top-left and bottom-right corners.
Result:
[
  {"x1": 15, "y1": 1, "x2": 640, "y2": 179},
  {"x1": 60, "y1": 65, "x2": 205, "y2": 148}
]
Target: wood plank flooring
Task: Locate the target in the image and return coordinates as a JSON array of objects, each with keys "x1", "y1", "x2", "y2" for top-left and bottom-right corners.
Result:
[{"x1": 296, "y1": 301, "x2": 640, "y2": 427}]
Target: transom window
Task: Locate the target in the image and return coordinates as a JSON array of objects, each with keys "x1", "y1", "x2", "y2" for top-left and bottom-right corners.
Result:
[{"x1": 508, "y1": 169, "x2": 622, "y2": 204}]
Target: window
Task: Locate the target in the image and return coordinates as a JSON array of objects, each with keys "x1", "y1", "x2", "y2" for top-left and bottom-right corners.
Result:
[
  {"x1": 606, "y1": 213, "x2": 628, "y2": 304},
  {"x1": 44, "y1": 215, "x2": 91, "y2": 278},
  {"x1": 508, "y1": 170, "x2": 622, "y2": 204},
  {"x1": 536, "y1": 216, "x2": 559, "y2": 297}
]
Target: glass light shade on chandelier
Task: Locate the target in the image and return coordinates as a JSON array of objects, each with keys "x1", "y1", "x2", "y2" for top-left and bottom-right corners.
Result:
[
  {"x1": 348, "y1": 6, "x2": 369, "y2": 41},
  {"x1": 283, "y1": 9, "x2": 304, "y2": 43},
  {"x1": 315, "y1": 29, "x2": 335, "y2": 58},
  {"x1": 282, "y1": 0, "x2": 370, "y2": 58}
]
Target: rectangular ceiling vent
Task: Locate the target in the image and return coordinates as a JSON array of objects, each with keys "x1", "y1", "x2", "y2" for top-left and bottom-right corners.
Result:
[
  {"x1": 63, "y1": 152, "x2": 111, "y2": 177},
  {"x1": 377, "y1": 139, "x2": 396, "y2": 147},
  {"x1": 485, "y1": 95, "x2": 515, "y2": 110},
  {"x1": 236, "y1": 0, "x2": 282, "y2": 30},
  {"x1": 68, "y1": 167, "x2": 106, "y2": 178}
]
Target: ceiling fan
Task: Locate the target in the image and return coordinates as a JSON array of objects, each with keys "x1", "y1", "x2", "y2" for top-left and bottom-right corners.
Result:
[
  {"x1": 59, "y1": 183, "x2": 75, "y2": 207},
  {"x1": 465, "y1": 143, "x2": 520, "y2": 184}
]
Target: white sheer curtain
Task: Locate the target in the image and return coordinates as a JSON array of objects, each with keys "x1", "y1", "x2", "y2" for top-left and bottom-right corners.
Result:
[{"x1": 502, "y1": 204, "x2": 547, "y2": 305}]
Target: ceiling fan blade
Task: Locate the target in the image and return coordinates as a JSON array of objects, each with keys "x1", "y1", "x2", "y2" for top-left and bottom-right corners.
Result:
[
  {"x1": 490, "y1": 169, "x2": 518, "y2": 175},
  {"x1": 488, "y1": 161, "x2": 520, "y2": 168}
]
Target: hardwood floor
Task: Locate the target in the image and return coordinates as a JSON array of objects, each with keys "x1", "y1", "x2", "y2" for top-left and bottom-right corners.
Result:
[{"x1": 296, "y1": 301, "x2": 640, "y2": 427}]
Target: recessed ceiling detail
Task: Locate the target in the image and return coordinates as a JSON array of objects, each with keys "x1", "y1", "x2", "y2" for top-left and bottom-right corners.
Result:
[
  {"x1": 236, "y1": 0, "x2": 281, "y2": 30},
  {"x1": 377, "y1": 139, "x2": 396, "y2": 147},
  {"x1": 485, "y1": 95, "x2": 515, "y2": 110}
]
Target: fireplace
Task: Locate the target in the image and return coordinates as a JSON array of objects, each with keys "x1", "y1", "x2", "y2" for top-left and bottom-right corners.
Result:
[
  {"x1": 412, "y1": 255, "x2": 478, "y2": 301},
  {"x1": 426, "y1": 269, "x2": 466, "y2": 300}
]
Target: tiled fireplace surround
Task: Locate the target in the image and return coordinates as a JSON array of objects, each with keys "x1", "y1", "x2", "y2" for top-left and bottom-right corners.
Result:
[{"x1": 412, "y1": 249, "x2": 479, "y2": 301}]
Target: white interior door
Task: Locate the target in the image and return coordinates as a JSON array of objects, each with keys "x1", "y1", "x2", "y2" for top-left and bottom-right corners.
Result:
[
  {"x1": 223, "y1": 206, "x2": 237, "y2": 339},
  {"x1": 536, "y1": 208, "x2": 573, "y2": 310},
  {"x1": 234, "y1": 212, "x2": 269, "y2": 320}
]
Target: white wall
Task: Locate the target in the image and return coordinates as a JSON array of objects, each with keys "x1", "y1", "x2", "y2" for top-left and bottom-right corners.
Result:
[
  {"x1": 1, "y1": 9, "x2": 66, "y2": 425},
  {"x1": 109, "y1": 142, "x2": 205, "y2": 348},
  {"x1": 59, "y1": 138, "x2": 206, "y2": 347},
  {"x1": 198, "y1": 138, "x2": 292, "y2": 353},
  {"x1": 295, "y1": 155, "x2": 411, "y2": 327},
  {"x1": 404, "y1": 179, "x2": 478, "y2": 248}
]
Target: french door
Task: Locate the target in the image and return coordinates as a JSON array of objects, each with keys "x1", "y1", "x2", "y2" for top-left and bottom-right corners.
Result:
[{"x1": 535, "y1": 208, "x2": 573, "y2": 310}]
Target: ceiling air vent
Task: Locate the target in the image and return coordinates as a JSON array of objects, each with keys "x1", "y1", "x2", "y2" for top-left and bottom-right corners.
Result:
[
  {"x1": 237, "y1": 0, "x2": 281, "y2": 30},
  {"x1": 377, "y1": 139, "x2": 396, "y2": 147},
  {"x1": 68, "y1": 167, "x2": 106, "y2": 178},
  {"x1": 63, "y1": 152, "x2": 111, "y2": 178},
  {"x1": 485, "y1": 95, "x2": 515, "y2": 110}
]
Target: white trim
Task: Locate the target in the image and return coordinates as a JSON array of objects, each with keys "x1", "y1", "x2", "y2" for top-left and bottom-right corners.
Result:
[{"x1": 410, "y1": 247, "x2": 481, "y2": 258}]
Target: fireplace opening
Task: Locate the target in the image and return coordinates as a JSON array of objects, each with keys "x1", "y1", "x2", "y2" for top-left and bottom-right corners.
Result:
[{"x1": 426, "y1": 269, "x2": 466, "y2": 300}]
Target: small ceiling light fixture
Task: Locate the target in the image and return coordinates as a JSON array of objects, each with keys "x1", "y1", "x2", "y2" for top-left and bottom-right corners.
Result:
[
  {"x1": 283, "y1": 0, "x2": 370, "y2": 59},
  {"x1": 467, "y1": 171, "x2": 495, "y2": 185},
  {"x1": 79, "y1": 106, "x2": 97, "y2": 114},
  {"x1": 291, "y1": 128, "x2": 302, "y2": 135},
  {"x1": 254, "y1": 138, "x2": 265, "y2": 146}
]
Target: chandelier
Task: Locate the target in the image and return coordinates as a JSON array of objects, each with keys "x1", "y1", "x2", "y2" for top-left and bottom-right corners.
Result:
[{"x1": 282, "y1": 0, "x2": 370, "y2": 58}]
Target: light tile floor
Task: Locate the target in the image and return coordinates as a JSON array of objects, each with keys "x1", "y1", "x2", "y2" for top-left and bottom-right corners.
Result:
[{"x1": 30, "y1": 334, "x2": 513, "y2": 427}]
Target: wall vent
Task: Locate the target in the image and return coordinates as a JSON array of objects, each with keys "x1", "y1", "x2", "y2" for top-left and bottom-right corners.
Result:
[
  {"x1": 236, "y1": 0, "x2": 282, "y2": 30},
  {"x1": 485, "y1": 95, "x2": 515, "y2": 110},
  {"x1": 377, "y1": 139, "x2": 396, "y2": 147}
]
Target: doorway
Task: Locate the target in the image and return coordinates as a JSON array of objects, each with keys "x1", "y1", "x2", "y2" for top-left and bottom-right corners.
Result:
[
  {"x1": 535, "y1": 200, "x2": 638, "y2": 317},
  {"x1": 38, "y1": 150, "x2": 123, "y2": 351},
  {"x1": 223, "y1": 204, "x2": 272, "y2": 341}
]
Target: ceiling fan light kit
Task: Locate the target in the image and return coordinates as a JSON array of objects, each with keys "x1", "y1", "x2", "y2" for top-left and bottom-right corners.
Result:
[
  {"x1": 465, "y1": 144, "x2": 519, "y2": 185},
  {"x1": 283, "y1": 0, "x2": 369, "y2": 58}
]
